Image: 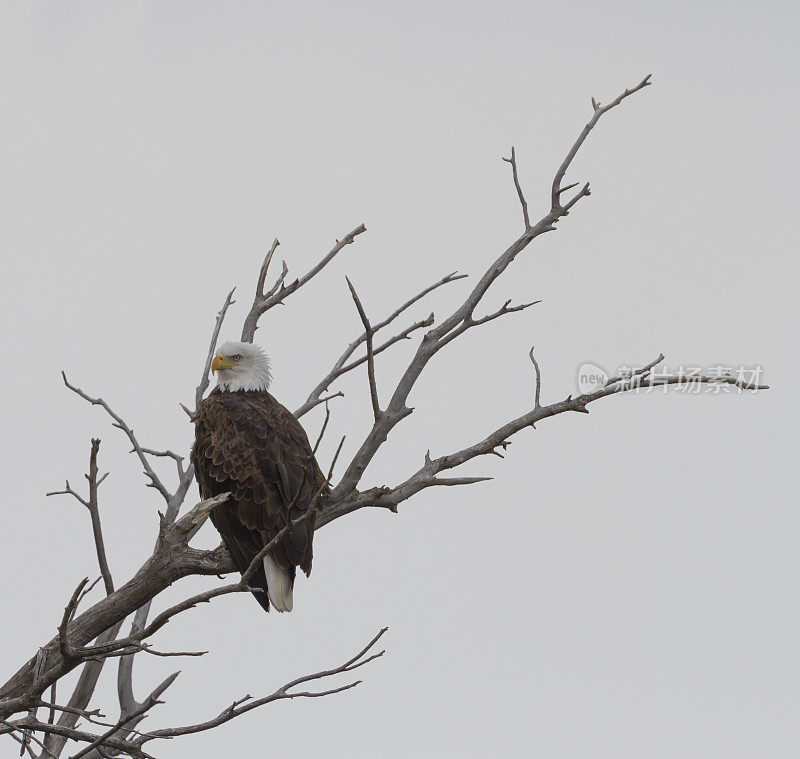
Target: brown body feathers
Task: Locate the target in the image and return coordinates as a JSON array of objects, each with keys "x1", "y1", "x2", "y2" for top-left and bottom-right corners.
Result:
[{"x1": 191, "y1": 387, "x2": 326, "y2": 612}]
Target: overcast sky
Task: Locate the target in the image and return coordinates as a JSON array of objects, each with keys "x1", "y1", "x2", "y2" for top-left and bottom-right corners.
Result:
[{"x1": 1, "y1": 2, "x2": 797, "y2": 757}]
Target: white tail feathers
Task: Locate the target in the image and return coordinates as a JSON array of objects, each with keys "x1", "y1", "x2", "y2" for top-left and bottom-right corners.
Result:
[{"x1": 264, "y1": 554, "x2": 293, "y2": 613}]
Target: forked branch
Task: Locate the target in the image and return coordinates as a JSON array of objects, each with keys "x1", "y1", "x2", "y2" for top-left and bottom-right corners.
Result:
[
  {"x1": 136, "y1": 628, "x2": 386, "y2": 746},
  {"x1": 330, "y1": 76, "x2": 653, "y2": 502},
  {"x1": 502, "y1": 145, "x2": 530, "y2": 228},
  {"x1": 551, "y1": 74, "x2": 652, "y2": 213},
  {"x1": 241, "y1": 224, "x2": 367, "y2": 343},
  {"x1": 295, "y1": 270, "x2": 465, "y2": 419},
  {"x1": 319, "y1": 353, "x2": 768, "y2": 526},
  {"x1": 60, "y1": 374, "x2": 171, "y2": 504}
]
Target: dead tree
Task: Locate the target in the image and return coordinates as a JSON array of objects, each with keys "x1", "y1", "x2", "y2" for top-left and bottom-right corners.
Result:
[{"x1": 0, "y1": 75, "x2": 767, "y2": 758}]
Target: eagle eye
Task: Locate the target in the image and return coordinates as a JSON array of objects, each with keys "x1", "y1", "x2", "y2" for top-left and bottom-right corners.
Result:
[{"x1": 231, "y1": 354, "x2": 242, "y2": 362}]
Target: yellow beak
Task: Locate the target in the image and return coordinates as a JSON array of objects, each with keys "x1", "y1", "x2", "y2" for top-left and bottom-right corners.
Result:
[{"x1": 211, "y1": 354, "x2": 235, "y2": 374}]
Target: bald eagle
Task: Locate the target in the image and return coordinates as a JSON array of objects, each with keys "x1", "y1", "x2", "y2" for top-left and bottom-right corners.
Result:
[{"x1": 191, "y1": 341, "x2": 326, "y2": 612}]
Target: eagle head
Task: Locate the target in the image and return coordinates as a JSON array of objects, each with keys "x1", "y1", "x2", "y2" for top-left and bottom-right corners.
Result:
[{"x1": 211, "y1": 341, "x2": 272, "y2": 392}]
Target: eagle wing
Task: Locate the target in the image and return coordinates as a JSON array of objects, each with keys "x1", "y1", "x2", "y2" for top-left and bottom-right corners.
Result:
[{"x1": 191, "y1": 389, "x2": 326, "y2": 611}]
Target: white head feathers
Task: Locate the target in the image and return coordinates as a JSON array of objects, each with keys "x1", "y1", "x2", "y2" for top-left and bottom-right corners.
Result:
[{"x1": 211, "y1": 341, "x2": 272, "y2": 393}]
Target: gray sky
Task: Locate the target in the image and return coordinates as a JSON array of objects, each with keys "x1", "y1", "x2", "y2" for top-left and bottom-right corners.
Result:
[{"x1": 1, "y1": 1, "x2": 797, "y2": 757}]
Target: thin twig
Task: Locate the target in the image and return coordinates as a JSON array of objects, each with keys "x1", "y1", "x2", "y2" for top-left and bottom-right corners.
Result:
[
  {"x1": 5, "y1": 728, "x2": 36, "y2": 758},
  {"x1": 46, "y1": 685, "x2": 56, "y2": 728},
  {"x1": 256, "y1": 239, "x2": 280, "y2": 298},
  {"x1": 195, "y1": 288, "x2": 236, "y2": 409},
  {"x1": 502, "y1": 146, "x2": 530, "y2": 228},
  {"x1": 295, "y1": 271, "x2": 465, "y2": 419},
  {"x1": 529, "y1": 347, "x2": 542, "y2": 409},
  {"x1": 136, "y1": 628, "x2": 386, "y2": 745},
  {"x1": 58, "y1": 580, "x2": 90, "y2": 662},
  {"x1": 241, "y1": 224, "x2": 367, "y2": 342},
  {"x1": 346, "y1": 277, "x2": 381, "y2": 422},
  {"x1": 312, "y1": 401, "x2": 332, "y2": 456},
  {"x1": 60, "y1": 374, "x2": 171, "y2": 503},
  {"x1": 68, "y1": 696, "x2": 160, "y2": 759},
  {"x1": 551, "y1": 74, "x2": 652, "y2": 212},
  {"x1": 86, "y1": 440, "x2": 114, "y2": 596}
]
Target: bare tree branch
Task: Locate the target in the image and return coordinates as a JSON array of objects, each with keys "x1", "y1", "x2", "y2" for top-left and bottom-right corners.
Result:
[
  {"x1": 6, "y1": 727, "x2": 39, "y2": 758},
  {"x1": 329, "y1": 75, "x2": 653, "y2": 504},
  {"x1": 86, "y1": 441, "x2": 114, "y2": 596},
  {"x1": 18, "y1": 649, "x2": 47, "y2": 757},
  {"x1": 5, "y1": 722, "x2": 54, "y2": 759},
  {"x1": 345, "y1": 277, "x2": 381, "y2": 422},
  {"x1": 74, "y1": 579, "x2": 102, "y2": 610},
  {"x1": 294, "y1": 271, "x2": 465, "y2": 419},
  {"x1": 44, "y1": 439, "x2": 191, "y2": 759},
  {"x1": 37, "y1": 703, "x2": 107, "y2": 727},
  {"x1": 6, "y1": 625, "x2": 382, "y2": 759},
  {"x1": 4, "y1": 719, "x2": 150, "y2": 759},
  {"x1": 241, "y1": 224, "x2": 367, "y2": 343},
  {"x1": 42, "y1": 413, "x2": 194, "y2": 757},
  {"x1": 92, "y1": 447, "x2": 348, "y2": 666},
  {"x1": 195, "y1": 288, "x2": 236, "y2": 409},
  {"x1": 68, "y1": 696, "x2": 161, "y2": 759},
  {"x1": 45, "y1": 484, "x2": 87, "y2": 507},
  {"x1": 312, "y1": 401, "x2": 332, "y2": 456},
  {"x1": 297, "y1": 390, "x2": 345, "y2": 418},
  {"x1": 136, "y1": 628, "x2": 386, "y2": 745},
  {"x1": 137, "y1": 448, "x2": 185, "y2": 479},
  {"x1": 110, "y1": 489, "x2": 195, "y2": 743},
  {"x1": 255, "y1": 238, "x2": 280, "y2": 300},
  {"x1": 42, "y1": 624, "x2": 124, "y2": 759},
  {"x1": 0, "y1": 494, "x2": 232, "y2": 715},
  {"x1": 435, "y1": 298, "x2": 540, "y2": 351},
  {"x1": 45, "y1": 687, "x2": 56, "y2": 729},
  {"x1": 106, "y1": 321, "x2": 232, "y2": 750},
  {"x1": 7, "y1": 629, "x2": 384, "y2": 758},
  {"x1": 502, "y1": 146, "x2": 530, "y2": 228},
  {"x1": 318, "y1": 353, "x2": 768, "y2": 526},
  {"x1": 99, "y1": 672, "x2": 181, "y2": 759},
  {"x1": 60, "y1": 374, "x2": 171, "y2": 504},
  {"x1": 58, "y1": 580, "x2": 90, "y2": 663},
  {"x1": 551, "y1": 74, "x2": 652, "y2": 212},
  {"x1": 603, "y1": 352, "x2": 664, "y2": 387},
  {"x1": 92, "y1": 644, "x2": 205, "y2": 660},
  {"x1": 529, "y1": 347, "x2": 542, "y2": 409}
]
